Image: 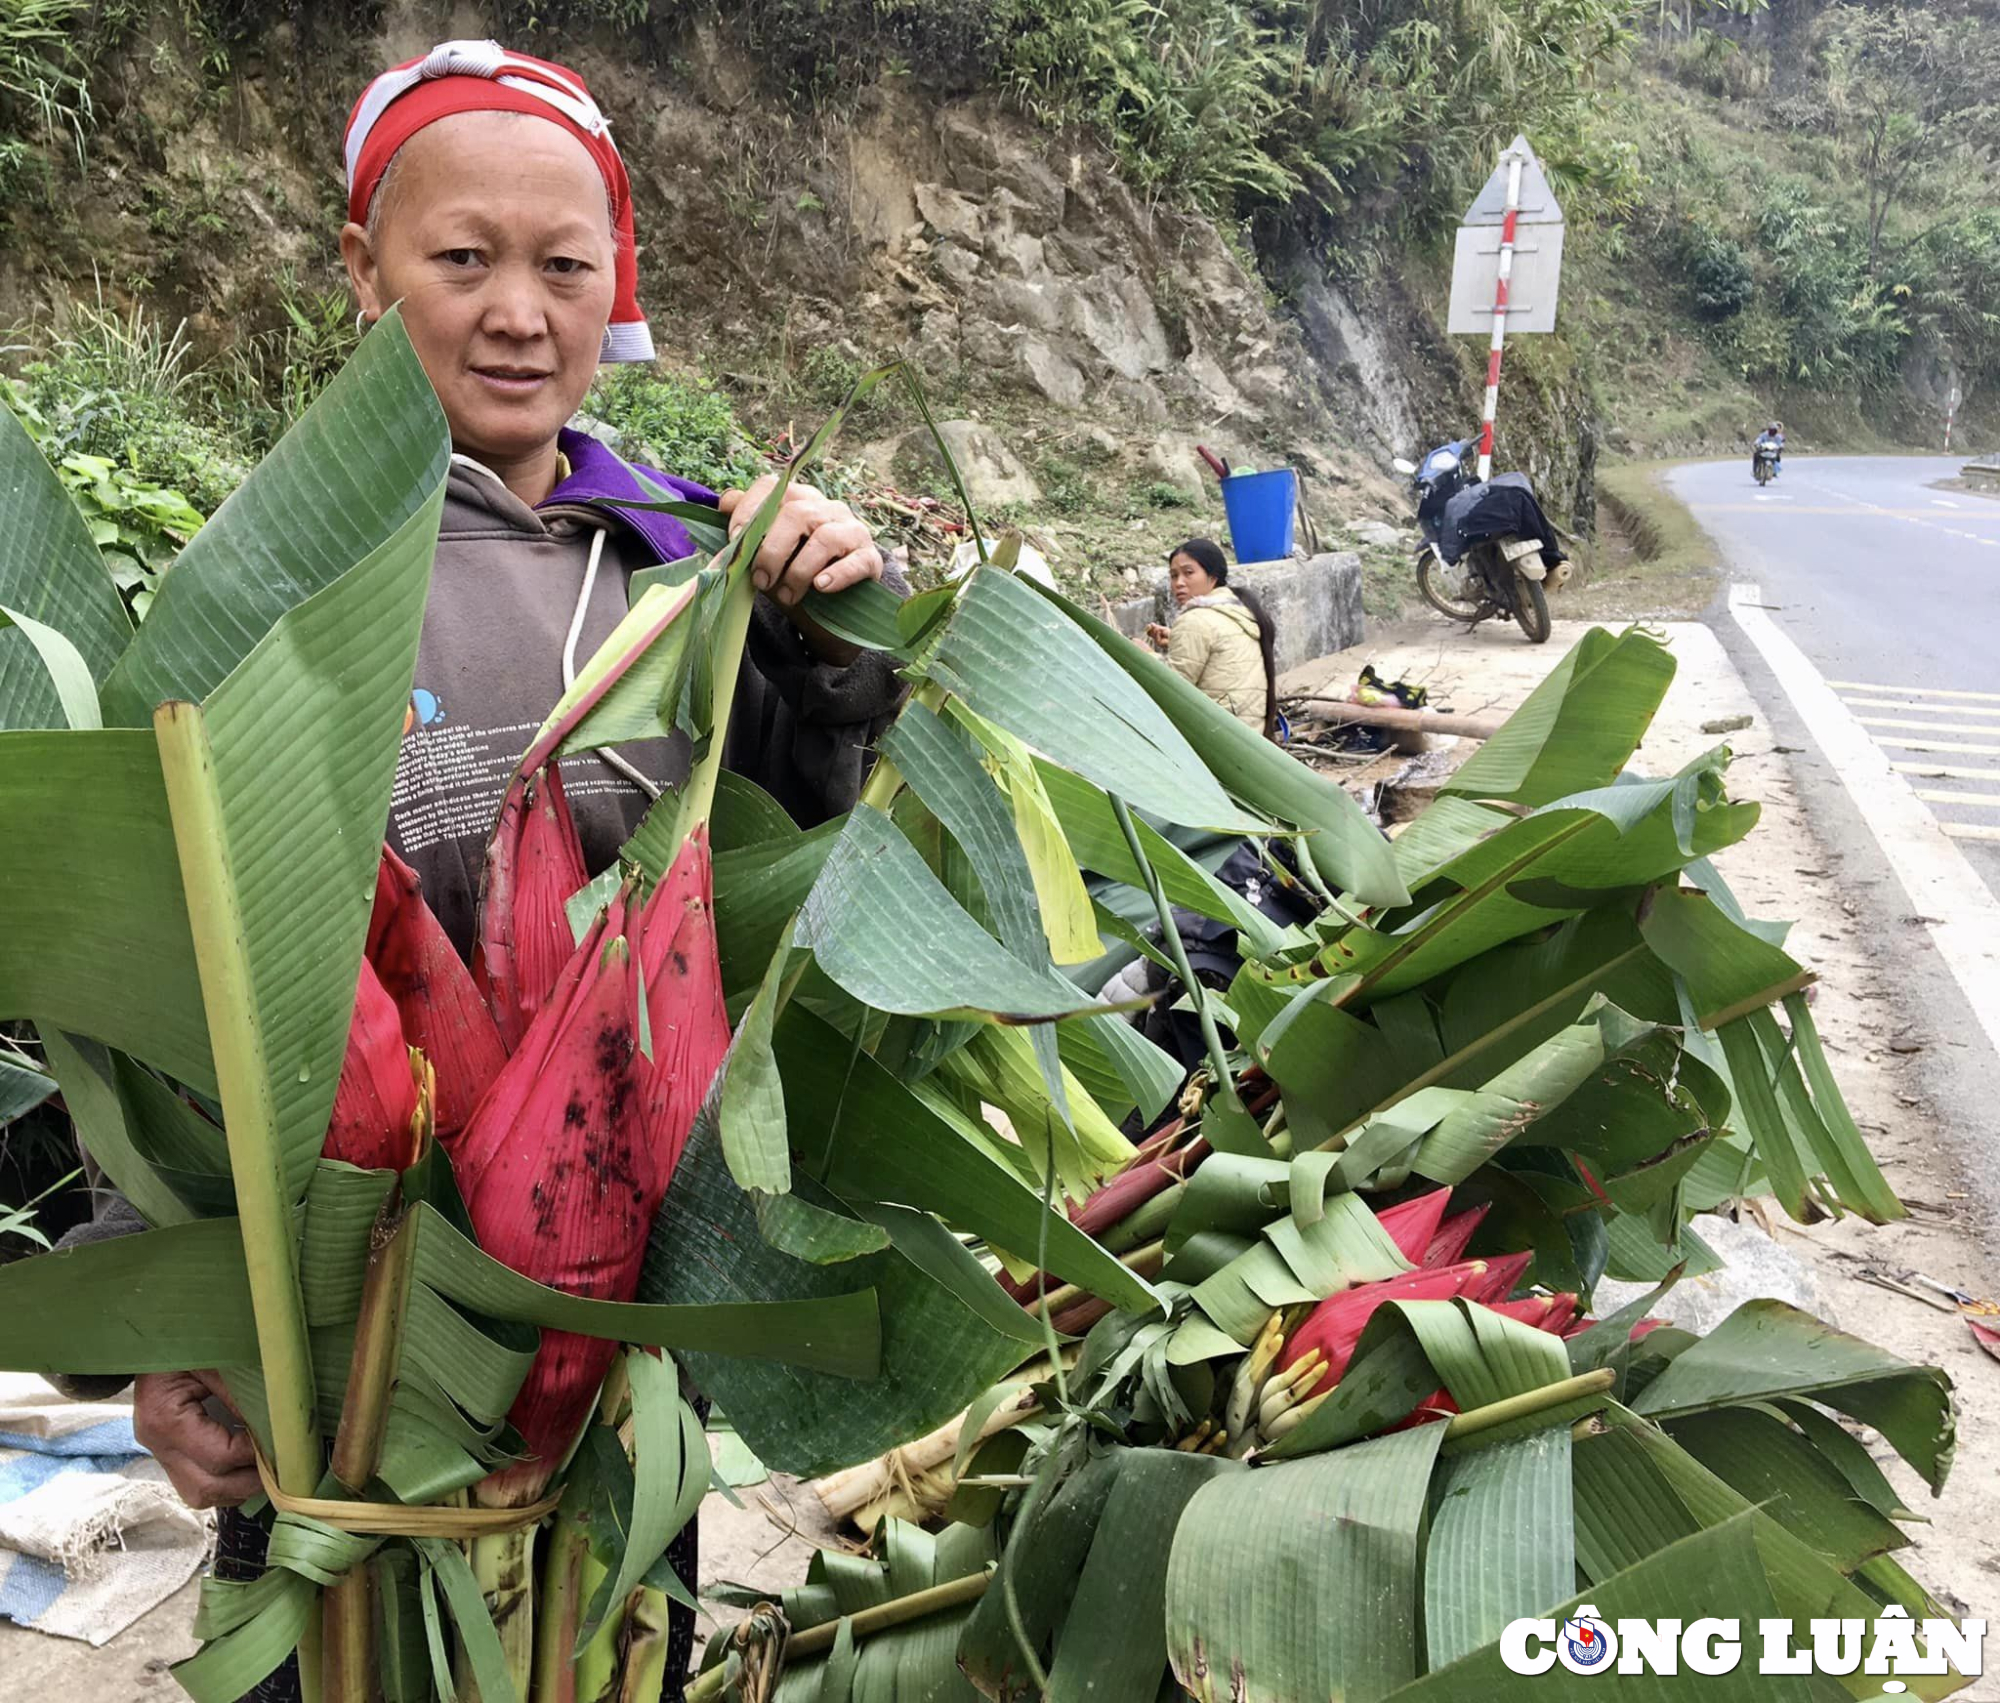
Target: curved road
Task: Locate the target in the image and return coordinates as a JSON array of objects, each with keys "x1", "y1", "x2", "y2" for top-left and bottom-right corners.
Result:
[
  {"x1": 1672, "y1": 455, "x2": 2000, "y2": 896},
  {"x1": 1673, "y1": 454, "x2": 2000, "y2": 1177}
]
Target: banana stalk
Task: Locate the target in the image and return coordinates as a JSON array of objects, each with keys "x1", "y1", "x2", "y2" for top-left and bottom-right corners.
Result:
[
  {"x1": 155, "y1": 699, "x2": 325, "y2": 1703},
  {"x1": 330, "y1": 1199, "x2": 419, "y2": 1494},
  {"x1": 530, "y1": 1505, "x2": 591, "y2": 1703},
  {"x1": 467, "y1": 1526, "x2": 539, "y2": 1703},
  {"x1": 615, "y1": 1588, "x2": 671, "y2": 1703},
  {"x1": 570, "y1": 1550, "x2": 623, "y2": 1703},
  {"x1": 321, "y1": 1568, "x2": 378, "y2": 1703}
]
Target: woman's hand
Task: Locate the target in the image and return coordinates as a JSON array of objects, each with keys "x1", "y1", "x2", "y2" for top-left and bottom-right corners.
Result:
[
  {"x1": 718, "y1": 477, "x2": 884, "y2": 609},
  {"x1": 1145, "y1": 621, "x2": 1173, "y2": 651},
  {"x1": 717, "y1": 476, "x2": 884, "y2": 665},
  {"x1": 133, "y1": 1370, "x2": 260, "y2": 1510}
]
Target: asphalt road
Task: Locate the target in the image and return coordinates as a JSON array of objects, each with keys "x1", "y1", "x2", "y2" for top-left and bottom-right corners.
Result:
[
  {"x1": 1679, "y1": 454, "x2": 2000, "y2": 1236},
  {"x1": 1672, "y1": 455, "x2": 2000, "y2": 895}
]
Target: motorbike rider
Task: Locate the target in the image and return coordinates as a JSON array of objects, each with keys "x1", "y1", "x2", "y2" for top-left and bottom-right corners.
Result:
[{"x1": 1753, "y1": 421, "x2": 1785, "y2": 476}]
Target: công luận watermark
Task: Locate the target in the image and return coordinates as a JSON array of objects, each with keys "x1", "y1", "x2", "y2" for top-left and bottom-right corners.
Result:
[{"x1": 1500, "y1": 1605, "x2": 1984, "y2": 1689}]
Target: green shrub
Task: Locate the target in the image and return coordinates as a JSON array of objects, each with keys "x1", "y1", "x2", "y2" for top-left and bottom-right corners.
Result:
[
  {"x1": 584, "y1": 365, "x2": 767, "y2": 491},
  {"x1": 1683, "y1": 227, "x2": 1755, "y2": 320},
  {"x1": 1035, "y1": 452, "x2": 1092, "y2": 515},
  {"x1": 0, "y1": 0, "x2": 93, "y2": 158},
  {"x1": 1756, "y1": 180, "x2": 1906, "y2": 384},
  {"x1": 1900, "y1": 210, "x2": 2000, "y2": 374},
  {"x1": 213, "y1": 279, "x2": 364, "y2": 450},
  {"x1": 798, "y1": 345, "x2": 867, "y2": 411},
  {"x1": 7, "y1": 298, "x2": 251, "y2": 513},
  {"x1": 3, "y1": 377, "x2": 207, "y2": 618},
  {"x1": 1657, "y1": 29, "x2": 1768, "y2": 101},
  {"x1": 1137, "y1": 478, "x2": 1197, "y2": 510}
]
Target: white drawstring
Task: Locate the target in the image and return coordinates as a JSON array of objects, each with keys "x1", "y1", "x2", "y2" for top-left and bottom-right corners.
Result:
[
  {"x1": 447, "y1": 453, "x2": 663, "y2": 801},
  {"x1": 564, "y1": 520, "x2": 662, "y2": 801}
]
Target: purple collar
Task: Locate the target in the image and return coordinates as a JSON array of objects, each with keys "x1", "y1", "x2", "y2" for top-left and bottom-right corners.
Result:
[{"x1": 543, "y1": 427, "x2": 719, "y2": 566}]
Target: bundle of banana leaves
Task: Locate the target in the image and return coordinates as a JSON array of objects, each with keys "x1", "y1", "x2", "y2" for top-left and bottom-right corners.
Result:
[
  {"x1": 0, "y1": 316, "x2": 1970, "y2": 1703},
  {"x1": 665, "y1": 628, "x2": 1971, "y2": 1695}
]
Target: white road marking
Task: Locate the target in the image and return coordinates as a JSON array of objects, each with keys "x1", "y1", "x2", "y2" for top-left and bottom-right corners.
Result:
[
  {"x1": 1944, "y1": 823, "x2": 2000, "y2": 844},
  {"x1": 1893, "y1": 761, "x2": 2000, "y2": 782},
  {"x1": 1934, "y1": 498, "x2": 1961, "y2": 509},
  {"x1": 1828, "y1": 680, "x2": 2000, "y2": 703},
  {"x1": 1842, "y1": 696, "x2": 2000, "y2": 719},
  {"x1": 1856, "y1": 715, "x2": 2000, "y2": 738},
  {"x1": 1872, "y1": 735, "x2": 2000, "y2": 756},
  {"x1": 1729, "y1": 582, "x2": 2000, "y2": 1058},
  {"x1": 1917, "y1": 789, "x2": 2000, "y2": 809}
]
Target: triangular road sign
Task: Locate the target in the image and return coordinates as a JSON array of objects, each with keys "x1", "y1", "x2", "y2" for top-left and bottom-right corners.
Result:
[{"x1": 1461, "y1": 135, "x2": 1562, "y2": 226}]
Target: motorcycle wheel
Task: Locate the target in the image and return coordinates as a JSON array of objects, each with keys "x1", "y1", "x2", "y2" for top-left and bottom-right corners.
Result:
[
  {"x1": 1513, "y1": 572, "x2": 1551, "y2": 643},
  {"x1": 1755, "y1": 462, "x2": 1772, "y2": 486},
  {"x1": 1417, "y1": 545, "x2": 1485, "y2": 622}
]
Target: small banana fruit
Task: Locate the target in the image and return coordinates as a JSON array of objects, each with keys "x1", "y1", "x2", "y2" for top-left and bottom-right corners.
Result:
[
  {"x1": 1223, "y1": 1311, "x2": 1286, "y2": 1447},
  {"x1": 1257, "y1": 1350, "x2": 1328, "y2": 1438},
  {"x1": 1262, "y1": 1387, "x2": 1331, "y2": 1444}
]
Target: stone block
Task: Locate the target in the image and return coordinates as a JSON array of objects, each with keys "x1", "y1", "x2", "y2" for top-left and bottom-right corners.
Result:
[{"x1": 1593, "y1": 1213, "x2": 1842, "y2": 1338}]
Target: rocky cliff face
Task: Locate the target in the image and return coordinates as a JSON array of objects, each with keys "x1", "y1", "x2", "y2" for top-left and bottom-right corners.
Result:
[
  {"x1": 0, "y1": 2, "x2": 1598, "y2": 550},
  {"x1": 598, "y1": 27, "x2": 1436, "y2": 502}
]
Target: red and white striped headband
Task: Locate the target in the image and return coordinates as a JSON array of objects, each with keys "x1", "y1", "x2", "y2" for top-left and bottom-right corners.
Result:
[{"x1": 344, "y1": 40, "x2": 653, "y2": 364}]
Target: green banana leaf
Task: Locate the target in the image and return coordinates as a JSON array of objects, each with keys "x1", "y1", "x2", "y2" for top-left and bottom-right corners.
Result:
[
  {"x1": 1438, "y1": 624, "x2": 1678, "y2": 810},
  {"x1": 1164, "y1": 1426, "x2": 1446, "y2": 1702},
  {"x1": 38, "y1": 1028, "x2": 206, "y2": 1228},
  {"x1": 99, "y1": 318, "x2": 450, "y2": 723},
  {"x1": 0, "y1": 602, "x2": 102, "y2": 728},
  {"x1": 1630, "y1": 1299, "x2": 1954, "y2": 1492},
  {"x1": 700, "y1": 1518, "x2": 994, "y2": 1703},
  {"x1": 776, "y1": 1011, "x2": 1160, "y2": 1319},
  {"x1": 1384, "y1": 1513, "x2": 1832, "y2": 1702},
  {"x1": 0, "y1": 729, "x2": 213, "y2": 1091},
  {"x1": 920, "y1": 564, "x2": 1258, "y2": 834},
  {"x1": 798, "y1": 805, "x2": 1112, "y2": 1023},
  {"x1": 959, "y1": 1448, "x2": 1127, "y2": 1696},
  {"x1": 882, "y1": 699, "x2": 1074, "y2": 1110},
  {"x1": 0, "y1": 399, "x2": 131, "y2": 729},
  {"x1": 1663, "y1": 1405, "x2": 1907, "y2": 1569},
  {"x1": 1032, "y1": 580, "x2": 1409, "y2": 907},
  {"x1": 0, "y1": 1180, "x2": 878, "y2": 1380},
  {"x1": 185, "y1": 452, "x2": 446, "y2": 1206},
  {"x1": 640, "y1": 1097, "x2": 1032, "y2": 1478},
  {"x1": 0, "y1": 1046, "x2": 57, "y2": 1124},
  {"x1": 1316, "y1": 757, "x2": 1759, "y2": 1005},
  {"x1": 1425, "y1": 1429, "x2": 1574, "y2": 1669}
]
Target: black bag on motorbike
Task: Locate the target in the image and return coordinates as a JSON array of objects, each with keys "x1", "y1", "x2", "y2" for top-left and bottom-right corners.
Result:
[{"x1": 1437, "y1": 473, "x2": 1566, "y2": 569}]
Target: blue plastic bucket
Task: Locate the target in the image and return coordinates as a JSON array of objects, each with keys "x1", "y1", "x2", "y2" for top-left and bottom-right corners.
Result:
[{"x1": 1219, "y1": 467, "x2": 1297, "y2": 564}]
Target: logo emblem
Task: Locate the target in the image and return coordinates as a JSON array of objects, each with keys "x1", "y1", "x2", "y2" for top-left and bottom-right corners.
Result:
[{"x1": 1558, "y1": 1607, "x2": 1617, "y2": 1675}]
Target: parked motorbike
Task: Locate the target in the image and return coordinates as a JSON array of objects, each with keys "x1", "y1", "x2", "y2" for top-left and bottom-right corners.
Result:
[
  {"x1": 1753, "y1": 443, "x2": 1780, "y2": 486},
  {"x1": 1392, "y1": 439, "x2": 1568, "y2": 644}
]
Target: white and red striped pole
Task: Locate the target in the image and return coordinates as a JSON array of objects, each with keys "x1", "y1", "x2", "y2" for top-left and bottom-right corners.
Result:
[{"x1": 1476, "y1": 146, "x2": 1526, "y2": 483}]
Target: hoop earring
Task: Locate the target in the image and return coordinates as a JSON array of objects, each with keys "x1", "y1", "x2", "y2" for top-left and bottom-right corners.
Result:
[{"x1": 355, "y1": 310, "x2": 369, "y2": 336}]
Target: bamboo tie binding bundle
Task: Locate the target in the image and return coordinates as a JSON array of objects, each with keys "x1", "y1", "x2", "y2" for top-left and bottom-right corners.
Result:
[{"x1": 250, "y1": 1442, "x2": 561, "y2": 1536}]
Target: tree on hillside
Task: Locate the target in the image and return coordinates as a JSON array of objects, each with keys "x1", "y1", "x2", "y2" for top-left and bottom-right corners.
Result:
[{"x1": 1825, "y1": 4, "x2": 2000, "y2": 268}]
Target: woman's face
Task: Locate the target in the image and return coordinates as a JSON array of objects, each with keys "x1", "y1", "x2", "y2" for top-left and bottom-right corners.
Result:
[
  {"x1": 341, "y1": 111, "x2": 618, "y2": 470},
  {"x1": 1168, "y1": 553, "x2": 1219, "y2": 608}
]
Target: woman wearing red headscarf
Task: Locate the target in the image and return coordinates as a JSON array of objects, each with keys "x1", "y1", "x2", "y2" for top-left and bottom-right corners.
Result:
[{"x1": 109, "y1": 40, "x2": 906, "y2": 1702}]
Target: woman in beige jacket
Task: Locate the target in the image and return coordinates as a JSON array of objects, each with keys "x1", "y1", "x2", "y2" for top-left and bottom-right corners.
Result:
[{"x1": 1147, "y1": 537, "x2": 1280, "y2": 737}]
